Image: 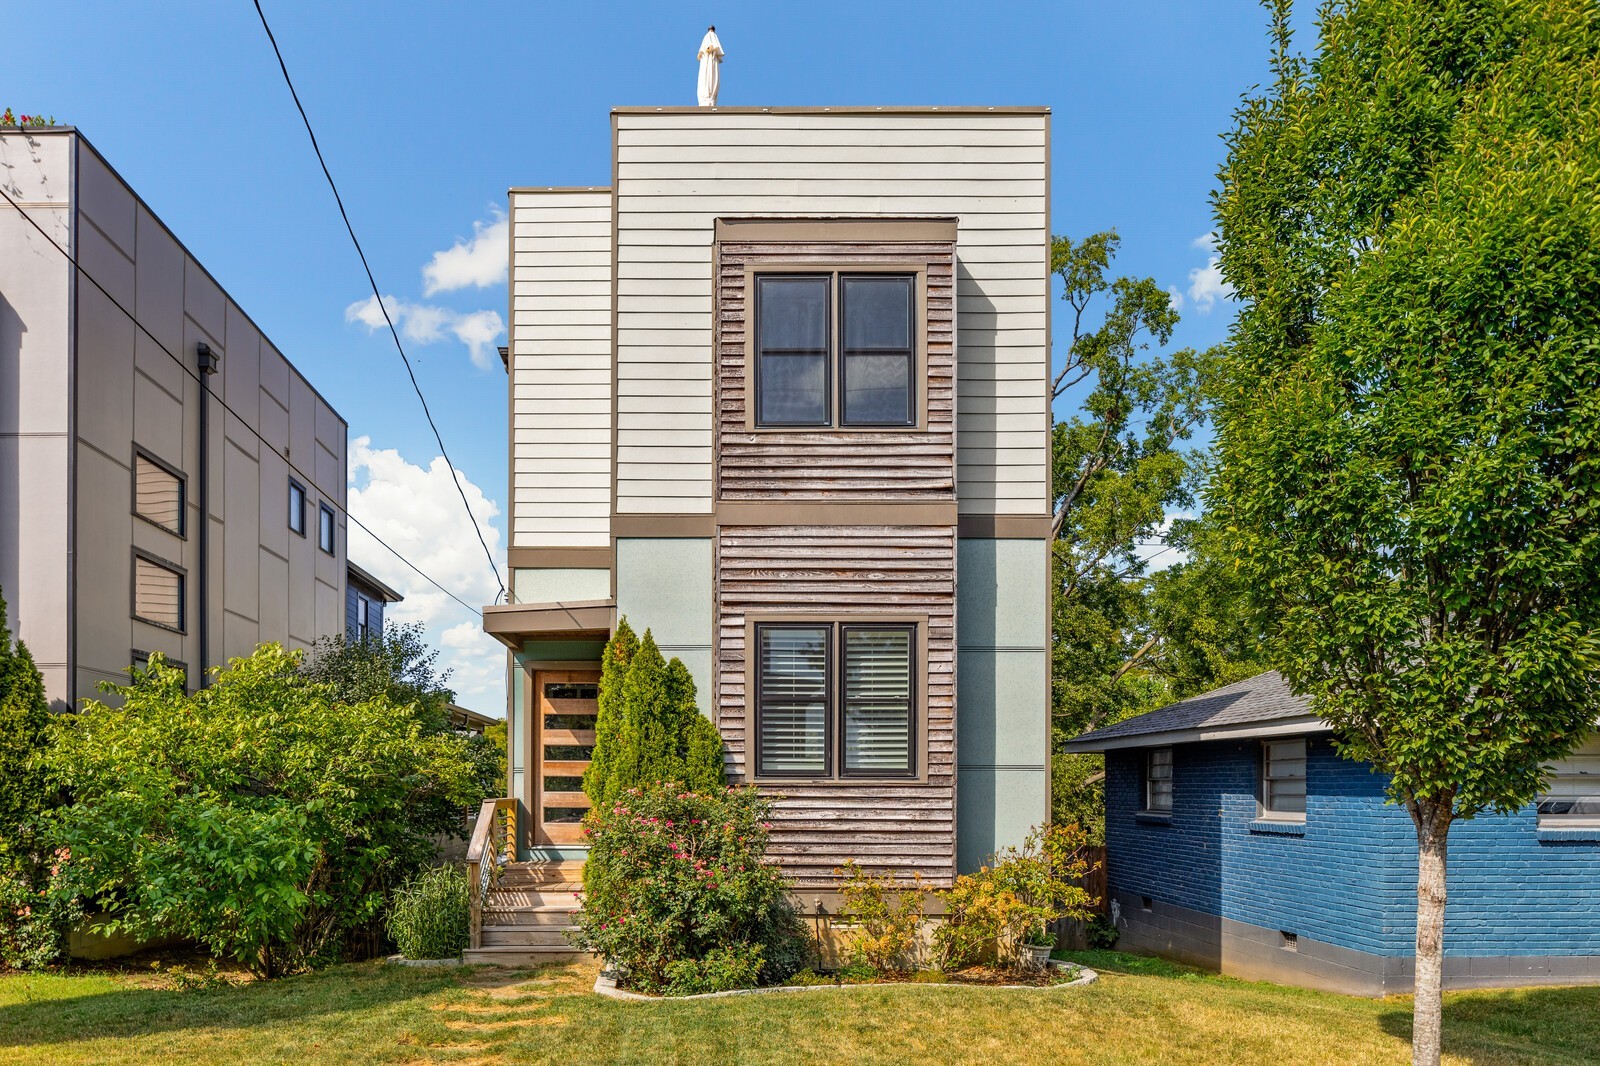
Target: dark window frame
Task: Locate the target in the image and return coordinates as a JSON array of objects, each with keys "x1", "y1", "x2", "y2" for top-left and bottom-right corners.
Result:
[
  {"x1": 131, "y1": 446, "x2": 187, "y2": 538},
  {"x1": 356, "y1": 595, "x2": 371, "y2": 641},
  {"x1": 318, "y1": 503, "x2": 336, "y2": 555},
  {"x1": 753, "y1": 622, "x2": 833, "y2": 779},
  {"x1": 131, "y1": 648, "x2": 189, "y2": 690},
  {"x1": 288, "y1": 479, "x2": 307, "y2": 537},
  {"x1": 130, "y1": 547, "x2": 186, "y2": 634},
  {"x1": 838, "y1": 622, "x2": 917, "y2": 779},
  {"x1": 751, "y1": 271, "x2": 918, "y2": 430},
  {"x1": 838, "y1": 275, "x2": 917, "y2": 428},
  {"x1": 753, "y1": 274, "x2": 833, "y2": 428}
]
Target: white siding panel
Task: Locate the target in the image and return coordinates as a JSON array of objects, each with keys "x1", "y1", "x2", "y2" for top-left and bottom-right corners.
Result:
[
  {"x1": 613, "y1": 111, "x2": 1049, "y2": 516},
  {"x1": 509, "y1": 190, "x2": 613, "y2": 549}
]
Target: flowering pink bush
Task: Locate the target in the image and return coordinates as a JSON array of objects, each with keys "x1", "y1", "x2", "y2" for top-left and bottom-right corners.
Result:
[{"x1": 568, "y1": 782, "x2": 809, "y2": 994}]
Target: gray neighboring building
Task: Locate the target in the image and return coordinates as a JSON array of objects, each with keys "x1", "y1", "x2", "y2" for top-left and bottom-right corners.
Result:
[
  {"x1": 346, "y1": 561, "x2": 402, "y2": 642},
  {"x1": 0, "y1": 127, "x2": 349, "y2": 707}
]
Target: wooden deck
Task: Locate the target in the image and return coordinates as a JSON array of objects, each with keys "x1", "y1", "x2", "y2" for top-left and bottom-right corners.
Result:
[{"x1": 462, "y1": 862, "x2": 590, "y2": 967}]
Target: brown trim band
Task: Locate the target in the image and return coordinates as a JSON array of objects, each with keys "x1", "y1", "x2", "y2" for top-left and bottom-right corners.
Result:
[
  {"x1": 956, "y1": 514, "x2": 1055, "y2": 539},
  {"x1": 508, "y1": 546, "x2": 615, "y2": 569},
  {"x1": 611, "y1": 514, "x2": 716, "y2": 538},
  {"x1": 715, "y1": 217, "x2": 959, "y2": 243}
]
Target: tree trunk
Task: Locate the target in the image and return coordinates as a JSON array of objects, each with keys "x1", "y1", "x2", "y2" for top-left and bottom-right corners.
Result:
[{"x1": 1410, "y1": 798, "x2": 1452, "y2": 1066}]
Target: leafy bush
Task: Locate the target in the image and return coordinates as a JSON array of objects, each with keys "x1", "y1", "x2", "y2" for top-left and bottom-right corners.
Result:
[
  {"x1": 569, "y1": 782, "x2": 809, "y2": 994},
  {"x1": 0, "y1": 589, "x2": 53, "y2": 868},
  {"x1": 835, "y1": 860, "x2": 925, "y2": 972},
  {"x1": 933, "y1": 823, "x2": 1098, "y2": 971},
  {"x1": 1086, "y1": 913, "x2": 1119, "y2": 950},
  {"x1": 584, "y1": 623, "x2": 724, "y2": 808},
  {"x1": 0, "y1": 850, "x2": 81, "y2": 971},
  {"x1": 387, "y1": 865, "x2": 469, "y2": 960},
  {"x1": 46, "y1": 645, "x2": 488, "y2": 976}
]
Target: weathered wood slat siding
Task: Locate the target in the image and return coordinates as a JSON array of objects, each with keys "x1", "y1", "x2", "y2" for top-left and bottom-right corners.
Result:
[
  {"x1": 613, "y1": 111, "x2": 1050, "y2": 517},
  {"x1": 716, "y1": 240, "x2": 956, "y2": 499},
  {"x1": 510, "y1": 190, "x2": 612, "y2": 548},
  {"x1": 716, "y1": 524, "x2": 956, "y2": 887}
]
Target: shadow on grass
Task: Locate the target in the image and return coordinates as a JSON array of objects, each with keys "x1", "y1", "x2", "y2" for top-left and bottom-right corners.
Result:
[
  {"x1": 0, "y1": 960, "x2": 465, "y2": 1048},
  {"x1": 1378, "y1": 985, "x2": 1600, "y2": 1065}
]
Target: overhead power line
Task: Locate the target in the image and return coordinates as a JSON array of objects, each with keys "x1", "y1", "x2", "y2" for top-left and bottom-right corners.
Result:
[
  {"x1": 0, "y1": 182, "x2": 484, "y2": 621},
  {"x1": 251, "y1": 0, "x2": 508, "y2": 605}
]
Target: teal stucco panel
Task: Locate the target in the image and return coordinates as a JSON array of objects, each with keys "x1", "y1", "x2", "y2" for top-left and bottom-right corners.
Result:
[
  {"x1": 615, "y1": 538, "x2": 715, "y2": 712},
  {"x1": 956, "y1": 537, "x2": 1050, "y2": 871}
]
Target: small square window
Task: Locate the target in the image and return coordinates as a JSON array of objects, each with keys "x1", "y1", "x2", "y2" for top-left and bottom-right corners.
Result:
[
  {"x1": 133, "y1": 450, "x2": 185, "y2": 536},
  {"x1": 289, "y1": 480, "x2": 307, "y2": 536},
  {"x1": 318, "y1": 504, "x2": 336, "y2": 555},
  {"x1": 1262, "y1": 738, "x2": 1308, "y2": 818},
  {"x1": 132, "y1": 551, "x2": 185, "y2": 633},
  {"x1": 1145, "y1": 748, "x2": 1173, "y2": 813}
]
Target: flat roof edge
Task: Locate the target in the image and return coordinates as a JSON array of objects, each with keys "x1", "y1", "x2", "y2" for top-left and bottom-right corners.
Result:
[
  {"x1": 509, "y1": 186, "x2": 612, "y2": 194},
  {"x1": 611, "y1": 105, "x2": 1050, "y2": 115}
]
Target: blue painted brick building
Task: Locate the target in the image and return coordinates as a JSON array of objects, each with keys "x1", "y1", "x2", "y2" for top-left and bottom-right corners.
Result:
[{"x1": 1066, "y1": 671, "x2": 1600, "y2": 994}]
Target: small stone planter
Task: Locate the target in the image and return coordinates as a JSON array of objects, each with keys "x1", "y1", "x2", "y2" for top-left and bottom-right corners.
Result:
[
  {"x1": 1018, "y1": 943, "x2": 1055, "y2": 973},
  {"x1": 385, "y1": 954, "x2": 463, "y2": 968}
]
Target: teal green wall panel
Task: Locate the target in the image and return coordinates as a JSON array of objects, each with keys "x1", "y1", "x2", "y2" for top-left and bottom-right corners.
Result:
[
  {"x1": 958, "y1": 768, "x2": 1049, "y2": 872},
  {"x1": 957, "y1": 650, "x2": 1049, "y2": 765},
  {"x1": 616, "y1": 538, "x2": 714, "y2": 705}
]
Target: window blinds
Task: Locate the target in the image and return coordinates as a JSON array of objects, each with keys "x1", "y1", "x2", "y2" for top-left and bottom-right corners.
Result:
[
  {"x1": 843, "y1": 626, "x2": 913, "y2": 774},
  {"x1": 757, "y1": 627, "x2": 829, "y2": 774}
]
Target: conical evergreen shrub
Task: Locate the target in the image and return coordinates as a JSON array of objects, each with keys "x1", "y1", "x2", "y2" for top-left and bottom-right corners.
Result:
[
  {"x1": 0, "y1": 588, "x2": 50, "y2": 864},
  {"x1": 583, "y1": 620, "x2": 725, "y2": 808}
]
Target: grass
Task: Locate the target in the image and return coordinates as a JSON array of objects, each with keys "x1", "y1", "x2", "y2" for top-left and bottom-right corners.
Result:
[{"x1": 0, "y1": 950, "x2": 1595, "y2": 1065}]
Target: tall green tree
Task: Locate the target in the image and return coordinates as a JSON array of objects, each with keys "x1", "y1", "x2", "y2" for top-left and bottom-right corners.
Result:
[
  {"x1": 0, "y1": 589, "x2": 51, "y2": 865},
  {"x1": 1049, "y1": 232, "x2": 1214, "y2": 742},
  {"x1": 584, "y1": 618, "x2": 638, "y2": 803},
  {"x1": 1213, "y1": 4, "x2": 1600, "y2": 1061}
]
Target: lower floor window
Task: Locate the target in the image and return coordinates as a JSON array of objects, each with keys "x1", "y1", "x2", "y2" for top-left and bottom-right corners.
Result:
[
  {"x1": 1261, "y1": 737, "x2": 1307, "y2": 818},
  {"x1": 1538, "y1": 732, "x2": 1600, "y2": 823},
  {"x1": 755, "y1": 621, "x2": 916, "y2": 779}
]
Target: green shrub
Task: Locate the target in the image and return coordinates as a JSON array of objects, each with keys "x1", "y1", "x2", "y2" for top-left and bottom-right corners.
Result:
[
  {"x1": 387, "y1": 865, "x2": 469, "y2": 960},
  {"x1": 663, "y1": 944, "x2": 766, "y2": 996},
  {"x1": 835, "y1": 860, "x2": 925, "y2": 972},
  {"x1": 0, "y1": 588, "x2": 52, "y2": 867},
  {"x1": 570, "y1": 782, "x2": 809, "y2": 994},
  {"x1": 584, "y1": 624, "x2": 724, "y2": 808},
  {"x1": 0, "y1": 850, "x2": 81, "y2": 971},
  {"x1": 46, "y1": 645, "x2": 488, "y2": 977},
  {"x1": 932, "y1": 823, "x2": 1098, "y2": 972}
]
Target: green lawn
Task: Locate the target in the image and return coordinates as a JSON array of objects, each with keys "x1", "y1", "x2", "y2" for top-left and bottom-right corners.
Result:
[{"x1": 0, "y1": 951, "x2": 1594, "y2": 1065}]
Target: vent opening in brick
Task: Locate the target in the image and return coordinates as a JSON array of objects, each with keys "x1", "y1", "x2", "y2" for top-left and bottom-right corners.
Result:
[
  {"x1": 1281, "y1": 930, "x2": 1299, "y2": 951},
  {"x1": 1140, "y1": 896, "x2": 1153, "y2": 911}
]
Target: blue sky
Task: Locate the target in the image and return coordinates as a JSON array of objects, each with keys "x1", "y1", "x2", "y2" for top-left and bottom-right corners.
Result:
[{"x1": 7, "y1": 0, "x2": 1283, "y2": 712}]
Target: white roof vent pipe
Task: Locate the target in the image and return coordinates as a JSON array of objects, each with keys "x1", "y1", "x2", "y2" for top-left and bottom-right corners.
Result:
[{"x1": 697, "y1": 26, "x2": 724, "y2": 106}]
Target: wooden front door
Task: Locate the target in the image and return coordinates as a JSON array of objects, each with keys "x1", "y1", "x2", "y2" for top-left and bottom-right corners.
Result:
[{"x1": 531, "y1": 669, "x2": 600, "y2": 845}]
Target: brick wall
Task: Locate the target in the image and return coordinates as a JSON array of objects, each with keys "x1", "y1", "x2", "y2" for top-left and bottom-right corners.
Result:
[{"x1": 1106, "y1": 737, "x2": 1600, "y2": 959}]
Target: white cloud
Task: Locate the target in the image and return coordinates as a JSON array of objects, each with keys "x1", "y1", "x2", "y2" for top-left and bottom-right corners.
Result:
[
  {"x1": 1185, "y1": 232, "x2": 1234, "y2": 313},
  {"x1": 345, "y1": 294, "x2": 505, "y2": 369},
  {"x1": 422, "y1": 212, "x2": 509, "y2": 295},
  {"x1": 347, "y1": 435, "x2": 506, "y2": 715},
  {"x1": 1167, "y1": 285, "x2": 1185, "y2": 312}
]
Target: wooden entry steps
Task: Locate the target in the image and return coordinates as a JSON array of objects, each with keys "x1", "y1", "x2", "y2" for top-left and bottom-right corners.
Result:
[{"x1": 462, "y1": 861, "x2": 590, "y2": 967}]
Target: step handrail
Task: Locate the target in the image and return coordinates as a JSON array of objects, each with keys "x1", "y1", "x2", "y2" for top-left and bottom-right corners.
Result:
[{"x1": 466, "y1": 797, "x2": 518, "y2": 950}]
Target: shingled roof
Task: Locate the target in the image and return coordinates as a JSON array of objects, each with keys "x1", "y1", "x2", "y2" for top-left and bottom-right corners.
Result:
[{"x1": 1062, "y1": 670, "x2": 1329, "y2": 752}]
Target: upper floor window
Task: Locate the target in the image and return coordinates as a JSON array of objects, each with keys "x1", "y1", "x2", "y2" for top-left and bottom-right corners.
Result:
[
  {"x1": 133, "y1": 449, "x2": 185, "y2": 537},
  {"x1": 356, "y1": 595, "x2": 371, "y2": 641},
  {"x1": 132, "y1": 550, "x2": 185, "y2": 633},
  {"x1": 1538, "y1": 733, "x2": 1600, "y2": 826},
  {"x1": 289, "y1": 479, "x2": 307, "y2": 536},
  {"x1": 754, "y1": 621, "x2": 916, "y2": 780},
  {"x1": 754, "y1": 273, "x2": 915, "y2": 428},
  {"x1": 1145, "y1": 748, "x2": 1173, "y2": 813},
  {"x1": 319, "y1": 503, "x2": 336, "y2": 555},
  {"x1": 1261, "y1": 737, "x2": 1307, "y2": 819}
]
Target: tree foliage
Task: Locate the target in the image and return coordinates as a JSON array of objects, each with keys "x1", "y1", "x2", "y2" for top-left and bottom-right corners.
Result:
[
  {"x1": 46, "y1": 645, "x2": 489, "y2": 976},
  {"x1": 0, "y1": 589, "x2": 51, "y2": 865},
  {"x1": 584, "y1": 622, "x2": 724, "y2": 808},
  {"x1": 1213, "y1": 3, "x2": 1600, "y2": 1060}
]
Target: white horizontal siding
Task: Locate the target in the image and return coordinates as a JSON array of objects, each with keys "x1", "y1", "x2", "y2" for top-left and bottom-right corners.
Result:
[
  {"x1": 510, "y1": 189, "x2": 613, "y2": 549},
  {"x1": 614, "y1": 111, "x2": 1050, "y2": 516}
]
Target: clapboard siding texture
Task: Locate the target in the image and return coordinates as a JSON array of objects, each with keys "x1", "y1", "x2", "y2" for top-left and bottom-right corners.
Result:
[
  {"x1": 614, "y1": 111, "x2": 1049, "y2": 516},
  {"x1": 716, "y1": 240, "x2": 955, "y2": 499},
  {"x1": 716, "y1": 524, "x2": 956, "y2": 887},
  {"x1": 509, "y1": 190, "x2": 612, "y2": 548}
]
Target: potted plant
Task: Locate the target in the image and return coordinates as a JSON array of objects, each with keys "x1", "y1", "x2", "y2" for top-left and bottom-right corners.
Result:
[{"x1": 1017, "y1": 921, "x2": 1056, "y2": 972}]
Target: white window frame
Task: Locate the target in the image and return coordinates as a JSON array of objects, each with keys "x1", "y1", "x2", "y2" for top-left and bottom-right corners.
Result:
[
  {"x1": 1144, "y1": 747, "x2": 1173, "y2": 814},
  {"x1": 1260, "y1": 737, "x2": 1308, "y2": 822},
  {"x1": 1537, "y1": 732, "x2": 1600, "y2": 828}
]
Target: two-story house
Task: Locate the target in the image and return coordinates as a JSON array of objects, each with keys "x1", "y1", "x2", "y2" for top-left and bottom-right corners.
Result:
[{"x1": 481, "y1": 106, "x2": 1052, "y2": 897}]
